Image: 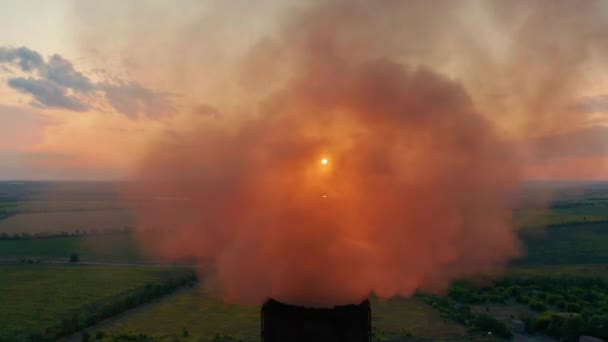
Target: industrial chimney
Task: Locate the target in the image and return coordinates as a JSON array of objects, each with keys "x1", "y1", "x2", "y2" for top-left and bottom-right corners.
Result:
[{"x1": 261, "y1": 299, "x2": 371, "y2": 342}]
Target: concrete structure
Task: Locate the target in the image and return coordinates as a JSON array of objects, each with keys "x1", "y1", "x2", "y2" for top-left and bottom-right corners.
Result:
[{"x1": 262, "y1": 299, "x2": 371, "y2": 342}]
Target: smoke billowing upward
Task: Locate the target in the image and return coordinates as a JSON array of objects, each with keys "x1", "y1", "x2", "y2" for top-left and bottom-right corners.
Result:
[{"x1": 123, "y1": 0, "x2": 608, "y2": 306}]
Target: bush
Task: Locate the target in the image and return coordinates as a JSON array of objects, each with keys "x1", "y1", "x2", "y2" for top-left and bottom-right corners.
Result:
[
  {"x1": 556, "y1": 300, "x2": 567, "y2": 310},
  {"x1": 547, "y1": 294, "x2": 563, "y2": 305},
  {"x1": 530, "y1": 300, "x2": 547, "y2": 312},
  {"x1": 475, "y1": 314, "x2": 512, "y2": 338},
  {"x1": 566, "y1": 302, "x2": 581, "y2": 313},
  {"x1": 70, "y1": 253, "x2": 80, "y2": 263}
]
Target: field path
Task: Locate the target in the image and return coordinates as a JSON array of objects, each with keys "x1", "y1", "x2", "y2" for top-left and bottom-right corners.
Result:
[{"x1": 60, "y1": 285, "x2": 194, "y2": 342}]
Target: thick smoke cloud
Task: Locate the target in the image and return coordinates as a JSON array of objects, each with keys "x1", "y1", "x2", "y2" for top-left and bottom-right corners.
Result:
[{"x1": 126, "y1": 0, "x2": 539, "y2": 307}]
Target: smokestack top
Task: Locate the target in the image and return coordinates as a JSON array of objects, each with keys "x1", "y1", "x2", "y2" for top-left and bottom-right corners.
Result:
[{"x1": 262, "y1": 299, "x2": 371, "y2": 342}]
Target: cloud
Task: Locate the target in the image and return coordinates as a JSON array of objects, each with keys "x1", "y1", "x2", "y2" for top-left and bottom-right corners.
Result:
[
  {"x1": 0, "y1": 46, "x2": 173, "y2": 118},
  {"x1": 44, "y1": 54, "x2": 95, "y2": 92},
  {"x1": 101, "y1": 82, "x2": 174, "y2": 119},
  {"x1": 0, "y1": 46, "x2": 44, "y2": 72},
  {"x1": 8, "y1": 77, "x2": 89, "y2": 111},
  {"x1": 577, "y1": 95, "x2": 608, "y2": 114}
]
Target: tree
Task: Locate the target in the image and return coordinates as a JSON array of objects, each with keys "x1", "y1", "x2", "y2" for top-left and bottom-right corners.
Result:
[
  {"x1": 530, "y1": 300, "x2": 547, "y2": 312},
  {"x1": 566, "y1": 302, "x2": 581, "y2": 313},
  {"x1": 476, "y1": 314, "x2": 512, "y2": 338},
  {"x1": 70, "y1": 253, "x2": 80, "y2": 263}
]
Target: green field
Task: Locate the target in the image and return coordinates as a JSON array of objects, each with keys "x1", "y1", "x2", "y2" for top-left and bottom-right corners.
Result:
[
  {"x1": 517, "y1": 222, "x2": 608, "y2": 265},
  {"x1": 102, "y1": 286, "x2": 259, "y2": 342},
  {"x1": 506, "y1": 263, "x2": 608, "y2": 279},
  {"x1": 94, "y1": 287, "x2": 466, "y2": 342},
  {"x1": 0, "y1": 198, "x2": 134, "y2": 235},
  {"x1": 2, "y1": 181, "x2": 608, "y2": 341},
  {"x1": 371, "y1": 296, "x2": 467, "y2": 339},
  {"x1": 0, "y1": 234, "x2": 145, "y2": 263},
  {"x1": 0, "y1": 264, "x2": 189, "y2": 341},
  {"x1": 0, "y1": 209, "x2": 134, "y2": 235}
]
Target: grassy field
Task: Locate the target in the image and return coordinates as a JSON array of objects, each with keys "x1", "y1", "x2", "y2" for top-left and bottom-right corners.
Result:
[
  {"x1": 0, "y1": 264, "x2": 188, "y2": 341},
  {"x1": 506, "y1": 263, "x2": 608, "y2": 279},
  {"x1": 516, "y1": 221, "x2": 608, "y2": 265},
  {"x1": 1, "y1": 181, "x2": 607, "y2": 341},
  {"x1": 4, "y1": 200, "x2": 126, "y2": 213},
  {"x1": 0, "y1": 209, "x2": 134, "y2": 235},
  {"x1": 515, "y1": 181, "x2": 608, "y2": 228},
  {"x1": 515, "y1": 207, "x2": 608, "y2": 228},
  {"x1": 101, "y1": 286, "x2": 259, "y2": 341},
  {"x1": 0, "y1": 234, "x2": 145, "y2": 263},
  {"x1": 96, "y1": 287, "x2": 466, "y2": 342},
  {"x1": 371, "y1": 296, "x2": 467, "y2": 339}
]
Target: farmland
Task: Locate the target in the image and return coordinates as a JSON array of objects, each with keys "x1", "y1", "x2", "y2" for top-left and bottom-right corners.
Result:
[
  {"x1": 0, "y1": 264, "x2": 194, "y2": 341},
  {"x1": 2, "y1": 181, "x2": 608, "y2": 341},
  {"x1": 0, "y1": 209, "x2": 134, "y2": 235},
  {"x1": 87, "y1": 287, "x2": 467, "y2": 342},
  {"x1": 0, "y1": 234, "x2": 144, "y2": 263}
]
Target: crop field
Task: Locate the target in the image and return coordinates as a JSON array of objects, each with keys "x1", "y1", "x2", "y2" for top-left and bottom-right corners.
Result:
[
  {"x1": 516, "y1": 221, "x2": 608, "y2": 265},
  {"x1": 515, "y1": 181, "x2": 608, "y2": 228},
  {"x1": 0, "y1": 209, "x2": 134, "y2": 235},
  {"x1": 0, "y1": 264, "x2": 189, "y2": 341},
  {"x1": 0, "y1": 182, "x2": 134, "y2": 235},
  {"x1": 371, "y1": 296, "x2": 467, "y2": 339},
  {"x1": 515, "y1": 206, "x2": 608, "y2": 229},
  {"x1": 0, "y1": 200, "x2": 127, "y2": 213},
  {"x1": 506, "y1": 263, "x2": 608, "y2": 279},
  {"x1": 0, "y1": 234, "x2": 145, "y2": 263},
  {"x1": 1, "y1": 181, "x2": 608, "y2": 341},
  {"x1": 94, "y1": 287, "x2": 466, "y2": 342}
]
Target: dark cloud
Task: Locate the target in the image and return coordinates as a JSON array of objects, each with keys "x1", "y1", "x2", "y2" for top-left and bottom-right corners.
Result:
[
  {"x1": 44, "y1": 54, "x2": 95, "y2": 92},
  {"x1": 7, "y1": 77, "x2": 88, "y2": 111},
  {"x1": 0, "y1": 46, "x2": 44, "y2": 72},
  {"x1": 0, "y1": 46, "x2": 173, "y2": 118}
]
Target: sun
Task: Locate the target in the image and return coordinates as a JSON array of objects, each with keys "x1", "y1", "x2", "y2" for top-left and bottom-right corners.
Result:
[{"x1": 321, "y1": 158, "x2": 328, "y2": 165}]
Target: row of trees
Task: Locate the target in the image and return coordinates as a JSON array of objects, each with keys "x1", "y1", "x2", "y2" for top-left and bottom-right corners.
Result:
[
  {"x1": 521, "y1": 312, "x2": 608, "y2": 342},
  {"x1": 0, "y1": 227, "x2": 134, "y2": 240},
  {"x1": 423, "y1": 296, "x2": 512, "y2": 338},
  {"x1": 446, "y1": 276, "x2": 608, "y2": 341}
]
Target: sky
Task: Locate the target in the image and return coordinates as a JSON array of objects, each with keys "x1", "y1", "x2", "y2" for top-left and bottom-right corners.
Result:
[{"x1": 0, "y1": 0, "x2": 607, "y2": 180}]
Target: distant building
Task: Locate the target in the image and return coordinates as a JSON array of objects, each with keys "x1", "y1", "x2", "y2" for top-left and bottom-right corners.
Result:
[{"x1": 511, "y1": 319, "x2": 525, "y2": 333}]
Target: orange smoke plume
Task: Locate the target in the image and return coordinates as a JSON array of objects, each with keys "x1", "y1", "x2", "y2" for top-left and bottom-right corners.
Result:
[
  {"x1": 127, "y1": 0, "x2": 527, "y2": 307},
  {"x1": 130, "y1": 65, "x2": 520, "y2": 307}
]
